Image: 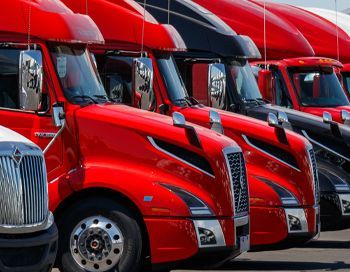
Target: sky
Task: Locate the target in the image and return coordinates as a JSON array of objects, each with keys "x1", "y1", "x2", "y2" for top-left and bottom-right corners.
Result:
[{"x1": 268, "y1": 0, "x2": 349, "y2": 11}]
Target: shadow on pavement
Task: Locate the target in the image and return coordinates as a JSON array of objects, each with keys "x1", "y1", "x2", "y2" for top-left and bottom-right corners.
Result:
[
  {"x1": 297, "y1": 240, "x2": 350, "y2": 249},
  {"x1": 221, "y1": 260, "x2": 350, "y2": 271}
]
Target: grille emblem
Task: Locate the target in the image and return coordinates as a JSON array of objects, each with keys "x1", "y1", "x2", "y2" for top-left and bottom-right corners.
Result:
[{"x1": 11, "y1": 147, "x2": 23, "y2": 167}]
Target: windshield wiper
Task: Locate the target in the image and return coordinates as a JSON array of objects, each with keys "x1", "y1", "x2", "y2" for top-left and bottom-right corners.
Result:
[
  {"x1": 174, "y1": 97, "x2": 192, "y2": 106},
  {"x1": 93, "y1": 94, "x2": 111, "y2": 102},
  {"x1": 70, "y1": 95, "x2": 98, "y2": 104}
]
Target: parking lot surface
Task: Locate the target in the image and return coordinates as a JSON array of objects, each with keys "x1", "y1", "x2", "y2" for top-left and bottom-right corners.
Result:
[{"x1": 53, "y1": 229, "x2": 350, "y2": 272}]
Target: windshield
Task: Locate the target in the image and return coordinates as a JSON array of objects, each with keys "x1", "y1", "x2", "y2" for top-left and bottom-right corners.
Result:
[
  {"x1": 288, "y1": 67, "x2": 349, "y2": 107},
  {"x1": 50, "y1": 45, "x2": 107, "y2": 104},
  {"x1": 342, "y1": 72, "x2": 350, "y2": 96},
  {"x1": 229, "y1": 61, "x2": 262, "y2": 101},
  {"x1": 156, "y1": 54, "x2": 189, "y2": 104}
]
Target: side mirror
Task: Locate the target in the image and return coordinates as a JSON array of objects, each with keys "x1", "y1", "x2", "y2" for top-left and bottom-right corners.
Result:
[
  {"x1": 208, "y1": 63, "x2": 226, "y2": 108},
  {"x1": 323, "y1": 111, "x2": 333, "y2": 124},
  {"x1": 341, "y1": 110, "x2": 350, "y2": 125},
  {"x1": 19, "y1": 50, "x2": 43, "y2": 111},
  {"x1": 267, "y1": 112, "x2": 278, "y2": 127},
  {"x1": 52, "y1": 104, "x2": 65, "y2": 127},
  {"x1": 132, "y1": 57, "x2": 155, "y2": 111},
  {"x1": 277, "y1": 111, "x2": 289, "y2": 124},
  {"x1": 209, "y1": 109, "x2": 224, "y2": 134},
  {"x1": 258, "y1": 70, "x2": 273, "y2": 102},
  {"x1": 173, "y1": 112, "x2": 186, "y2": 127}
]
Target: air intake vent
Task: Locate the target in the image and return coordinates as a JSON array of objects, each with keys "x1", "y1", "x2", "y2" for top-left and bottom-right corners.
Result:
[
  {"x1": 244, "y1": 136, "x2": 299, "y2": 170},
  {"x1": 308, "y1": 149, "x2": 320, "y2": 204},
  {"x1": 150, "y1": 137, "x2": 214, "y2": 176},
  {"x1": 225, "y1": 152, "x2": 249, "y2": 215}
]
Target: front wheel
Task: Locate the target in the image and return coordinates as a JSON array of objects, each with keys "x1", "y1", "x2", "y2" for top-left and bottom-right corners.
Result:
[{"x1": 56, "y1": 197, "x2": 143, "y2": 272}]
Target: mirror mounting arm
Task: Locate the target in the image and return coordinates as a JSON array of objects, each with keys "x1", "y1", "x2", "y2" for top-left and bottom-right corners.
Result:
[{"x1": 43, "y1": 121, "x2": 65, "y2": 155}]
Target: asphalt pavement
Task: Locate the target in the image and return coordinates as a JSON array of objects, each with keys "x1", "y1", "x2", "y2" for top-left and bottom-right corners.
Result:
[{"x1": 53, "y1": 229, "x2": 350, "y2": 272}]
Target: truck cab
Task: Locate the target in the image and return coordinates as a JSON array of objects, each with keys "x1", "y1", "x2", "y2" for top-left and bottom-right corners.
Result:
[
  {"x1": 1, "y1": 1, "x2": 250, "y2": 271},
  {"x1": 253, "y1": 57, "x2": 350, "y2": 124},
  {"x1": 67, "y1": 0, "x2": 321, "y2": 249},
  {"x1": 0, "y1": 126, "x2": 57, "y2": 272},
  {"x1": 167, "y1": 0, "x2": 350, "y2": 231}
]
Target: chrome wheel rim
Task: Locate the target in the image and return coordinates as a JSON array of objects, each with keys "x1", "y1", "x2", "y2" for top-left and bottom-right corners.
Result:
[{"x1": 70, "y1": 216, "x2": 124, "y2": 272}]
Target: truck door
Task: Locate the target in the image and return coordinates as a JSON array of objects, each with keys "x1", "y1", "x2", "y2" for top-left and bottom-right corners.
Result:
[{"x1": 0, "y1": 47, "x2": 63, "y2": 179}]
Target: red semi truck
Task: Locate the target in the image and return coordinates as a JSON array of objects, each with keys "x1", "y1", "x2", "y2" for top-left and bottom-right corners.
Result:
[
  {"x1": 64, "y1": 0, "x2": 321, "y2": 249},
  {"x1": 1, "y1": 1, "x2": 251, "y2": 271},
  {"x1": 249, "y1": 0, "x2": 350, "y2": 124}
]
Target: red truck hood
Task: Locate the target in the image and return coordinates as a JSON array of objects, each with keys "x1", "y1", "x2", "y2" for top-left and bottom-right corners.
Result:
[
  {"x1": 193, "y1": 0, "x2": 314, "y2": 59},
  {"x1": 177, "y1": 105, "x2": 316, "y2": 207},
  {"x1": 74, "y1": 104, "x2": 239, "y2": 216},
  {"x1": 302, "y1": 105, "x2": 350, "y2": 124},
  {"x1": 252, "y1": 0, "x2": 350, "y2": 63}
]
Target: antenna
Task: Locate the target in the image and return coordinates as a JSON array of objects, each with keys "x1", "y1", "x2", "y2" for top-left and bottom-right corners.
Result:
[
  {"x1": 263, "y1": 0, "x2": 267, "y2": 68},
  {"x1": 335, "y1": 0, "x2": 340, "y2": 61},
  {"x1": 168, "y1": 0, "x2": 171, "y2": 24},
  {"x1": 27, "y1": 0, "x2": 32, "y2": 49},
  {"x1": 86, "y1": 0, "x2": 89, "y2": 15},
  {"x1": 141, "y1": 0, "x2": 147, "y2": 57}
]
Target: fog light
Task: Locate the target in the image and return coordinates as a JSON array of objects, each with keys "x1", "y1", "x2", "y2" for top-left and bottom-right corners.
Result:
[
  {"x1": 342, "y1": 199, "x2": 350, "y2": 214},
  {"x1": 339, "y1": 194, "x2": 350, "y2": 215},
  {"x1": 285, "y1": 208, "x2": 308, "y2": 233},
  {"x1": 288, "y1": 214, "x2": 302, "y2": 231},
  {"x1": 193, "y1": 220, "x2": 226, "y2": 248},
  {"x1": 198, "y1": 227, "x2": 217, "y2": 245}
]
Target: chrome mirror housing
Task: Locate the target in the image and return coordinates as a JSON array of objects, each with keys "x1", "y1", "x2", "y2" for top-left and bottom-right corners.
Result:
[
  {"x1": 209, "y1": 109, "x2": 224, "y2": 134},
  {"x1": 267, "y1": 112, "x2": 279, "y2": 127},
  {"x1": 208, "y1": 63, "x2": 226, "y2": 108},
  {"x1": 341, "y1": 110, "x2": 350, "y2": 125},
  {"x1": 277, "y1": 111, "x2": 289, "y2": 124},
  {"x1": 173, "y1": 112, "x2": 186, "y2": 127},
  {"x1": 132, "y1": 57, "x2": 155, "y2": 111},
  {"x1": 323, "y1": 112, "x2": 333, "y2": 124},
  {"x1": 19, "y1": 50, "x2": 43, "y2": 111}
]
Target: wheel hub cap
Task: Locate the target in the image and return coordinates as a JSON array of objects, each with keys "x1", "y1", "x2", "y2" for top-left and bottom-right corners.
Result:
[{"x1": 70, "y1": 216, "x2": 124, "y2": 272}]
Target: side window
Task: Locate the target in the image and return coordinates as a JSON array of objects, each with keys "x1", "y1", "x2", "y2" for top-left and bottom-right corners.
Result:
[
  {"x1": 0, "y1": 49, "x2": 20, "y2": 109},
  {"x1": 0, "y1": 48, "x2": 50, "y2": 112},
  {"x1": 191, "y1": 63, "x2": 210, "y2": 106},
  {"x1": 273, "y1": 69, "x2": 293, "y2": 108},
  {"x1": 96, "y1": 55, "x2": 133, "y2": 104}
]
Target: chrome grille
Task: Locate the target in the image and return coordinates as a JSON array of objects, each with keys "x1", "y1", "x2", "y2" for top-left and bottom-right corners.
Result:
[
  {"x1": 0, "y1": 155, "x2": 48, "y2": 226},
  {"x1": 308, "y1": 149, "x2": 320, "y2": 204},
  {"x1": 226, "y1": 152, "x2": 249, "y2": 215}
]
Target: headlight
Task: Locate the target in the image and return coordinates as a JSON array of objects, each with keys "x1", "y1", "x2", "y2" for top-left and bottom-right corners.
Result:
[
  {"x1": 331, "y1": 176, "x2": 350, "y2": 193},
  {"x1": 160, "y1": 184, "x2": 213, "y2": 216},
  {"x1": 260, "y1": 178, "x2": 300, "y2": 206}
]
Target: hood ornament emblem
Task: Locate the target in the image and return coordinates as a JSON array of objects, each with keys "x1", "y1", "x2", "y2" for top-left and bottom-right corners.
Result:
[{"x1": 12, "y1": 147, "x2": 23, "y2": 167}]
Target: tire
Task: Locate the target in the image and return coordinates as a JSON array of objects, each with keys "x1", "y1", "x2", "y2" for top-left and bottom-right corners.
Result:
[{"x1": 56, "y1": 197, "x2": 143, "y2": 272}]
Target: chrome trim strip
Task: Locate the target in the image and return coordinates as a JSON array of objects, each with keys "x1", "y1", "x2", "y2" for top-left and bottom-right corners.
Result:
[
  {"x1": 0, "y1": 212, "x2": 54, "y2": 234},
  {"x1": 301, "y1": 130, "x2": 350, "y2": 162},
  {"x1": 242, "y1": 134, "x2": 301, "y2": 172},
  {"x1": 147, "y1": 136, "x2": 215, "y2": 178},
  {"x1": 193, "y1": 219, "x2": 226, "y2": 248}
]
